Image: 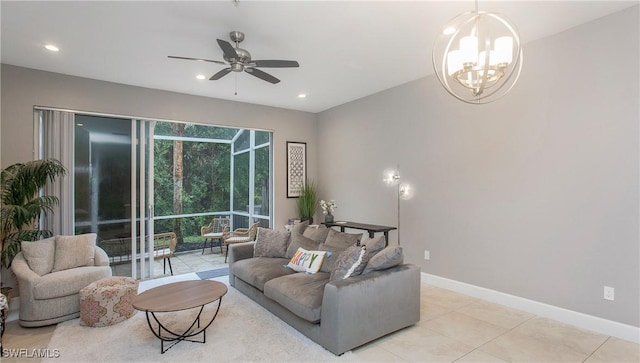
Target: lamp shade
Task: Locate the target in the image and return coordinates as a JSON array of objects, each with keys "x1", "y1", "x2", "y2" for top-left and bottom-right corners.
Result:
[{"x1": 433, "y1": 10, "x2": 523, "y2": 104}]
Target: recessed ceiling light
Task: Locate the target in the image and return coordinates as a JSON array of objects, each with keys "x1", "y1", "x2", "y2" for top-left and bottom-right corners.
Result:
[
  {"x1": 44, "y1": 44, "x2": 59, "y2": 52},
  {"x1": 297, "y1": 93, "x2": 307, "y2": 98},
  {"x1": 196, "y1": 74, "x2": 206, "y2": 80}
]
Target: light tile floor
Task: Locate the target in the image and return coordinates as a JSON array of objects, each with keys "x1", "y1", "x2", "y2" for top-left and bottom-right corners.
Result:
[{"x1": 3, "y1": 257, "x2": 640, "y2": 362}]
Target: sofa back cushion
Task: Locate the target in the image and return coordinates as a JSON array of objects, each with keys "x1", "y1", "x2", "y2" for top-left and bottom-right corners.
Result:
[
  {"x1": 329, "y1": 235, "x2": 386, "y2": 281},
  {"x1": 302, "y1": 225, "x2": 330, "y2": 244},
  {"x1": 324, "y1": 229, "x2": 362, "y2": 249},
  {"x1": 20, "y1": 237, "x2": 56, "y2": 276},
  {"x1": 254, "y1": 228, "x2": 290, "y2": 258},
  {"x1": 52, "y1": 233, "x2": 97, "y2": 272},
  {"x1": 286, "y1": 233, "x2": 320, "y2": 259},
  {"x1": 363, "y1": 246, "x2": 404, "y2": 274}
]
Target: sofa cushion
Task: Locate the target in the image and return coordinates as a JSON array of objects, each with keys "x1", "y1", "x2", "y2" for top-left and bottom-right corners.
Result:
[
  {"x1": 286, "y1": 248, "x2": 327, "y2": 274},
  {"x1": 264, "y1": 272, "x2": 330, "y2": 323},
  {"x1": 232, "y1": 257, "x2": 294, "y2": 291},
  {"x1": 330, "y1": 245, "x2": 366, "y2": 281},
  {"x1": 363, "y1": 246, "x2": 404, "y2": 274},
  {"x1": 254, "y1": 228, "x2": 290, "y2": 258},
  {"x1": 286, "y1": 233, "x2": 321, "y2": 259},
  {"x1": 52, "y1": 233, "x2": 97, "y2": 272},
  {"x1": 33, "y1": 266, "x2": 112, "y2": 300},
  {"x1": 329, "y1": 236, "x2": 386, "y2": 280},
  {"x1": 21, "y1": 237, "x2": 55, "y2": 276},
  {"x1": 324, "y1": 229, "x2": 362, "y2": 249},
  {"x1": 318, "y1": 243, "x2": 346, "y2": 273},
  {"x1": 302, "y1": 225, "x2": 330, "y2": 244}
]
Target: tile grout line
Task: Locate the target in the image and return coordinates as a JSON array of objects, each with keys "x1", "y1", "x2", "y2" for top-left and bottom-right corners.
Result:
[{"x1": 581, "y1": 336, "x2": 610, "y2": 363}]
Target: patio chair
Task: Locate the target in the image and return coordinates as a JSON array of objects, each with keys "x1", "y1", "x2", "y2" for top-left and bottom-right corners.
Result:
[
  {"x1": 201, "y1": 217, "x2": 230, "y2": 255},
  {"x1": 152, "y1": 232, "x2": 177, "y2": 275},
  {"x1": 223, "y1": 222, "x2": 260, "y2": 262}
]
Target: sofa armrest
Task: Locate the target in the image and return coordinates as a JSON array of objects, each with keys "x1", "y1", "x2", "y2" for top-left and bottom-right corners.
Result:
[
  {"x1": 94, "y1": 246, "x2": 110, "y2": 266},
  {"x1": 11, "y1": 252, "x2": 41, "y2": 284},
  {"x1": 320, "y1": 264, "x2": 421, "y2": 355},
  {"x1": 227, "y1": 241, "x2": 256, "y2": 287}
]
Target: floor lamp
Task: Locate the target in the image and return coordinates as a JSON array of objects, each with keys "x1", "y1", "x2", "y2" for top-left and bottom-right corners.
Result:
[{"x1": 383, "y1": 165, "x2": 414, "y2": 245}]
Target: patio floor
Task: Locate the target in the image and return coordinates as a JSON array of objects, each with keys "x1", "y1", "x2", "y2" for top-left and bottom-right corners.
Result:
[{"x1": 110, "y1": 245, "x2": 229, "y2": 278}]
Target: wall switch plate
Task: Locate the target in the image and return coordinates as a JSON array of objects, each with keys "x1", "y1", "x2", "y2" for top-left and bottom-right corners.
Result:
[
  {"x1": 604, "y1": 286, "x2": 615, "y2": 301},
  {"x1": 424, "y1": 250, "x2": 430, "y2": 260}
]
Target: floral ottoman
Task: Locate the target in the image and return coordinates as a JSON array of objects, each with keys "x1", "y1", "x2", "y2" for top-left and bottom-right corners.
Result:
[{"x1": 79, "y1": 276, "x2": 138, "y2": 327}]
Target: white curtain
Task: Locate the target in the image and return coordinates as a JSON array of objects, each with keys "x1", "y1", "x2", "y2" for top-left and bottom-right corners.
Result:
[{"x1": 39, "y1": 109, "x2": 75, "y2": 235}]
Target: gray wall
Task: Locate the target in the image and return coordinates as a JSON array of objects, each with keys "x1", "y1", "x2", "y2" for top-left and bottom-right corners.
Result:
[
  {"x1": 317, "y1": 7, "x2": 639, "y2": 326},
  {"x1": 0, "y1": 64, "x2": 318, "y2": 237}
]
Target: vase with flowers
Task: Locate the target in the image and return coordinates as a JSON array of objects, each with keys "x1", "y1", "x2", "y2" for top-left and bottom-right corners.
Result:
[{"x1": 320, "y1": 199, "x2": 337, "y2": 223}]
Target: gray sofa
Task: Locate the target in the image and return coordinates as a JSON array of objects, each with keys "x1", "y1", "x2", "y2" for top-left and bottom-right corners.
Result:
[{"x1": 228, "y1": 237, "x2": 420, "y2": 355}]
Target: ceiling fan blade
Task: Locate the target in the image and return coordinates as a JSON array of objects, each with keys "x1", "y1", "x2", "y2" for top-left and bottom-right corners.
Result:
[
  {"x1": 210, "y1": 68, "x2": 232, "y2": 80},
  {"x1": 245, "y1": 68, "x2": 280, "y2": 84},
  {"x1": 168, "y1": 56, "x2": 225, "y2": 65},
  {"x1": 217, "y1": 39, "x2": 239, "y2": 61},
  {"x1": 252, "y1": 60, "x2": 300, "y2": 68}
]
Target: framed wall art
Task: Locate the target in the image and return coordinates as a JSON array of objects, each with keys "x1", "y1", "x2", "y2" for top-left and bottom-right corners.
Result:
[{"x1": 286, "y1": 141, "x2": 307, "y2": 198}]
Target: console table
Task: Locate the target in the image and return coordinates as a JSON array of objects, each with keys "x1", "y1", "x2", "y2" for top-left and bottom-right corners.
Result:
[{"x1": 323, "y1": 221, "x2": 396, "y2": 245}]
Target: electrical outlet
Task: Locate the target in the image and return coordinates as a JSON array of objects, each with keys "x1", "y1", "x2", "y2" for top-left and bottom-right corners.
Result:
[
  {"x1": 424, "y1": 250, "x2": 430, "y2": 260},
  {"x1": 604, "y1": 286, "x2": 615, "y2": 301}
]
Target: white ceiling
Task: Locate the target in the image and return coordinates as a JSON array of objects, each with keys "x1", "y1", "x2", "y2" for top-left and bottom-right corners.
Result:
[{"x1": 1, "y1": 1, "x2": 636, "y2": 113}]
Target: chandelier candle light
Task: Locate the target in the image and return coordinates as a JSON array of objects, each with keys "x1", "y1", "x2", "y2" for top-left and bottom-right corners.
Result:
[{"x1": 432, "y1": 0, "x2": 523, "y2": 104}]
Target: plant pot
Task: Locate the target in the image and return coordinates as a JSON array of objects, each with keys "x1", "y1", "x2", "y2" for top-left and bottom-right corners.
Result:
[{"x1": 300, "y1": 217, "x2": 314, "y2": 225}]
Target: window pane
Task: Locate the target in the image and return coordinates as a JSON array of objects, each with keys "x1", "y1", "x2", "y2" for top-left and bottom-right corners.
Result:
[
  {"x1": 254, "y1": 145, "x2": 270, "y2": 216},
  {"x1": 234, "y1": 130, "x2": 250, "y2": 152},
  {"x1": 233, "y1": 152, "x2": 249, "y2": 213},
  {"x1": 154, "y1": 122, "x2": 238, "y2": 140},
  {"x1": 255, "y1": 131, "x2": 270, "y2": 146}
]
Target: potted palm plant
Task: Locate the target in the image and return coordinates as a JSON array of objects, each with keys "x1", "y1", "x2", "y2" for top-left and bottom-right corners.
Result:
[
  {"x1": 1, "y1": 158, "x2": 66, "y2": 272},
  {"x1": 296, "y1": 180, "x2": 318, "y2": 224}
]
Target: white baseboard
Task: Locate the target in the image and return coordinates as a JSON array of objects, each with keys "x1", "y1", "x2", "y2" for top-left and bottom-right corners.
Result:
[{"x1": 421, "y1": 272, "x2": 640, "y2": 344}]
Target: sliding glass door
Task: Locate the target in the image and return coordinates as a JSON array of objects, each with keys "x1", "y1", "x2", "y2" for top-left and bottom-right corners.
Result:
[{"x1": 72, "y1": 115, "x2": 155, "y2": 279}]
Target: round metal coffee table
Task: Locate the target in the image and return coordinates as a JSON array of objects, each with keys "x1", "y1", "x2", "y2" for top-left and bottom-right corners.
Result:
[{"x1": 132, "y1": 280, "x2": 227, "y2": 353}]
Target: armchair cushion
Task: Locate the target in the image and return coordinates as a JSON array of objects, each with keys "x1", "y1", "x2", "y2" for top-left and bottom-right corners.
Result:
[
  {"x1": 33, "y1": 266, "x2": 113, "y2": 300},
  {"x1": 20, "y1": 237, "x2": 55, "y2": 276},
  {"x1": 254, "y1": 228, "x2": 290, "y2": 258},
  {"x1": 52, "y1": 233, "x2": 97, "y2": 272}
]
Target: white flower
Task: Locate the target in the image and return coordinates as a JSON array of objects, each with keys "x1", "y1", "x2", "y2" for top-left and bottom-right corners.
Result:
[{"x1": 320, "y1": 199, "x2": 337, "y2": 214}]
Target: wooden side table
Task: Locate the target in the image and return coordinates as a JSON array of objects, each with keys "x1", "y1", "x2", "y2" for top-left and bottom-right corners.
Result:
[{"x1": 133, "y1": 280, "x2": 227, "y2": 353}]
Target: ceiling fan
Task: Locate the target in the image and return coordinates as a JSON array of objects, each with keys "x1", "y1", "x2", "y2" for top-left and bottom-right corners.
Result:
[{"x1": 168, "y1": 31, "x2": 299, "y2": 84}]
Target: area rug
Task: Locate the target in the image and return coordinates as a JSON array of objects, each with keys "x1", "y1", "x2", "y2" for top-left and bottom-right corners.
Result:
[
  {"x1": 44, "y1": 276, "x2": 350, "y2": 362},
  {"x1": 196, "y1": 266, "x2": 229, "y2": 280}
]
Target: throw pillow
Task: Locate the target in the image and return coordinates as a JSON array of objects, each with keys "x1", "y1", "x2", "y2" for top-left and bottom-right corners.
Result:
[
  {"x1": 286, "y1": 248, "x2": 327, "y2": 274},
  {"x1": 286, "y1": 233, "x2": 321, "y2": 259},
  {"x1": 302, "y1": 225, "x2": 330, "y2": 244},
  {"x1": 52, "y1": 233, "x2": 97, "y2": 272},
  {"x1": 290, "y1": 220, "x2": 310, "y2": 237},
  {"x1": 324, "y1": 228, "x2": 362, "y2": 249},
  {"x1": 329, "y1": 245, "x2": 367, "y2": 281},
  {"x1": 254, "y1": 228, "x2": 291, "y2": 258},
  {"x1": 363, "y1": 246, "x2": 404, "y2": 274},
  {"x1": 20, "y1": 237, "x2": 56, "y2": 276},
  {"x1": 318, "y1": 243, "x2": 346, "y2": 273}
]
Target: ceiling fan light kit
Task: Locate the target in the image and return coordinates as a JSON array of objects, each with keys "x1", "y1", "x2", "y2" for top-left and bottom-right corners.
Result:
[
  {"x1": 432, "y1": 1, "x2": 523, "y2": 104},
  {"x1": 169, "y1": 31, "x2": 299, "y2": 85}
]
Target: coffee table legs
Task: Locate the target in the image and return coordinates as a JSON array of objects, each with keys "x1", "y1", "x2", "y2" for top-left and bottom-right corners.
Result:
[{"x1": 143, "y1": 297, "x2": 223, "y2": 354}]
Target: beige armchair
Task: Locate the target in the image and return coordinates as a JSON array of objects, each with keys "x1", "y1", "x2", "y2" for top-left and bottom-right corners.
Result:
[
  {"x1": 200, "y1": 217, "x2": 230, "y2": 255},
  {"x1": 223, "y1": 222, "x2": 259, "y2": 262},
  {"x1": 11, "y1": 234, "x2": 112, "y2": 327}
]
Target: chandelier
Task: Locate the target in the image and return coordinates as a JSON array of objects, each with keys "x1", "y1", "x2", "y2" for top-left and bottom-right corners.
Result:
[{"x1": 432, "y1": 1, "x2": 523, "y2": 104}]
